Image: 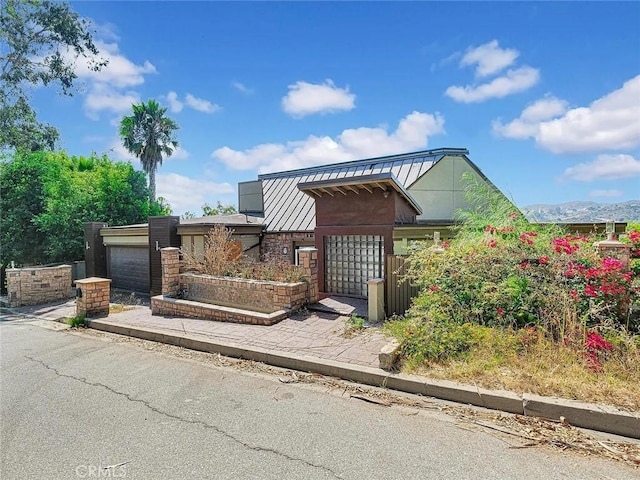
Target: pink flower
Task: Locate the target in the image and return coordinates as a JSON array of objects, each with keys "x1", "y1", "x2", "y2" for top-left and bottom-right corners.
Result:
[
  {"x1": 497, "y1": 307, "x2": 505, "y2": 317},
  {"x1": 584, "y1": 285, "x2": 598, "y2": 297},
  {"x1": 489, "y1": 240, "x2": 497, "y2": 248},
  {"x1": 429, "y1": 285, "x2": 441, "y2": 292},
  {"x1": 539, "y1": 256, "x2": 549, "y2": 264},
  {"x1": 508, "y1": 212, "x2": 519, "y2": 219}
]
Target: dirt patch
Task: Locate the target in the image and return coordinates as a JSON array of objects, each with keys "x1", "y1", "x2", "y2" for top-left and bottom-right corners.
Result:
[{"x1": 110, "y1": 290, "x2": 150, "y2": 307}]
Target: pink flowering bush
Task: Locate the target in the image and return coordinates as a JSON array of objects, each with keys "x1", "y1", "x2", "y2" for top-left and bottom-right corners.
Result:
[{"x1": 404, "y1": 179, "x2": 639, "y2": 342}]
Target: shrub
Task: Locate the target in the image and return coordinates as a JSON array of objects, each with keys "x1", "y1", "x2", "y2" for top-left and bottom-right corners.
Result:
[
  {"x1": 404, "y1": 180, "x2": 638, "y2": 337},
  {"x1": 391, "y1": 175, "x2": 639, "y2": 372},
  {"x1": 66, "y1": 315, "x2": 86, "y2": 328},
  {"x1": 182, "y1": 225, "x2": 305, "y2": 283}
]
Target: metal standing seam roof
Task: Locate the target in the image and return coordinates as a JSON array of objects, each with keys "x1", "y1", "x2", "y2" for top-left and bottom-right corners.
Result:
[{"x1": 258, "y1": 148, "x2": 469, "y2": 232}]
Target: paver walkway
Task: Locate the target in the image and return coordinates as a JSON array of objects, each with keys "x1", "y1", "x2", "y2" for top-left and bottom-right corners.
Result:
[{"x1": 4, "y1": 298, "x2": 389, "y2": 369}]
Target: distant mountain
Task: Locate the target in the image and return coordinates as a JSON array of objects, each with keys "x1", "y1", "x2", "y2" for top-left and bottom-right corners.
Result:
[{"x1": 522, "y1": 200, "x2": 640, "y2": 223}]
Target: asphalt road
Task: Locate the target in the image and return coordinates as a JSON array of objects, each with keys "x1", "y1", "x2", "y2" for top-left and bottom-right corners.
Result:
[{"x1": 1, "y1": 314, "x2": 637, "y2": 480}]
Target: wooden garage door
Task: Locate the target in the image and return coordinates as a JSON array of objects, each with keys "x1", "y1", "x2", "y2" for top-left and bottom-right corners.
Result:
[
  {"x1": 324, "y1": 235, "x2": 384, "y2": 298},
  {"x1": 108, "y1": 246, "x2": 150, "y2": 293}
]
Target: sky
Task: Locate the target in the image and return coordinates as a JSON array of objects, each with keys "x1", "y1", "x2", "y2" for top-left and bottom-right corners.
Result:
[{"x1": 29, "y1": 1, "x2": 640, "y2": 216}]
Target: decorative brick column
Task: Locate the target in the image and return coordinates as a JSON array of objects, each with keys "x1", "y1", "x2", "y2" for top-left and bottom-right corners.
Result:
[
  {"x1": 596, "y1": 239, "x2": 631, "y2": 269},
  {"x1": 298, "y1": 247, "x2": 318, "y2": 304},
  {"x1": 161, "y1": 247, "x2": 181, "y2": 297},
  {"x1": 75, "y1": 277, "x2": 111, "y2": 318}
]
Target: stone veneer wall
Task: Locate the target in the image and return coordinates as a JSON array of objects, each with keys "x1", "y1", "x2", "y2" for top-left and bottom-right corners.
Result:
[
  {"x1": 262, "y1": 232, "x2": 314, "y2": 263},
  {"x1": 180, "y1": 273, "x2": 308, "y2": 313},
  {"x1": 153, "y1": 247, "x2": 318, "y2": 324},
  {"x1": 6, "y1": 265, "x2": 72, "y2": 307},
  {"x1": 151, "y1": 297, "x2": 289, "y2": 326},
  {"x1": 75, "y1": 277, "x2": 111, "y2": 318}
]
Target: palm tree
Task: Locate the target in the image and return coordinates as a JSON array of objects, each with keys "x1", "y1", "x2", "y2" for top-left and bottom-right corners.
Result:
[{"x1": 119, "y1": 99, "x2": 179, "y2": 203}]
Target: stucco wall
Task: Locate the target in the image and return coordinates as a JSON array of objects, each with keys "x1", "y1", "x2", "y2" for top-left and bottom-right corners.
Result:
[{"x1": 408, "y1": 155, "x2": 486, "y2": 222}]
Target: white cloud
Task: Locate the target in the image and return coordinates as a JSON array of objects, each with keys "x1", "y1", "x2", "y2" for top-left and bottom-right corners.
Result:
[
  {"x1": 492, "y1": 96, "x2": 569, "y2": 138},
  {"x1": 588, "y1": 189, "x2": 623, "y2": 198},
  {"x1": 166, "y1": 91, "x2": 183, "y2": 113},
  {"x1": 84, "y1": 84, "x2": 140, "y2": 120},
  {"x1": 282, "y1": 80, "x2": 356, "y2": 117},
  {"x1": 561, "y1": 154, "x2": 640, "y2": 182},
  {"x1": 74, "y1": 40, "x2": 156, "y2": 88},
  {"x1": 212, "y1": 111, "x2": 445, "y2": 173},
  {"x1": 167, "y1": 145, "x2": 189, "y2": 160},
  {"x1": 108, "y1": 140, "x2": 137, "y2": 163},
  {"x1": 494, "y1": 75, "x2": 640, "y2": 153},
  {"x1": 92, "y1": 21, "x2": 120, "y2": 43},
  {"x1": 65, "y1": 38, "x2": 156, "y2": 119},
  {"x1": 537, "y1": 76, "x2": 640, "y2": 153},
  {"x1": 446, "y1": 66, "x2": 540, "y2": 103},
  {"x1": 460, "y1": 40, "x2": 519, "y2": 77},
  {"x1": 185, "y1": 94, "x2": 221, "y2": 113},
  {"x1": 156, "y1": 173, "x2": 234, "y2": 214},
  {"x1": 232, "y1": 81, "x2": 254, "y2": 95}
]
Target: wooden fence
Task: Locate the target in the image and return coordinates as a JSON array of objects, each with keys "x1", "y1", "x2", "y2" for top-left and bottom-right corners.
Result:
[{"x1": 385, "y1": 255, "x2": 421, "y2": 317}]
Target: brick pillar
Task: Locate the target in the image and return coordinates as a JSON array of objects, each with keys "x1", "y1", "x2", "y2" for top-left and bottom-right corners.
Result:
[
  {"x1": 596, "y1": 239, "x2": 633, "y2": 319},
  {"x1": 298, "y1": 247, "x2": 318, "y2": 304},
  {"x1": 75, "y1": 277, "x2": 111, "y2": 318},
  {"x1": 161, "y1": 247, "x2": 180, "y2": 297},
  {"x1": 596, "y1": 239, "x2": 631, "y2": 269}
]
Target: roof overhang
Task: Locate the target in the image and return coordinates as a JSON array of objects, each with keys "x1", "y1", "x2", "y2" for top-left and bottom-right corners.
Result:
[
  {"x1": 100, "y1": 224, "x2": 149, "y2": 247},
  {"x1": 297, "y1": 172, "x2": 423, "y2": 215}
]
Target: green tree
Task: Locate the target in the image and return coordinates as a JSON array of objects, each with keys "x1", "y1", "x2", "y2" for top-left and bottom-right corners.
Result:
[
  {"x1": 119, "y1": 100, "x2": 179, "y2": 203},
  {"x1": 0, "y1": 0, "x2": 106, "y2": 152},
  {"x1": 0, "y1": 151, "x2": 56, "y2": 265},
  {"x1": 0, "y1": 151, "x2": 167, "y2": 266},
  {"x1": 202, "y1": 201, "x2": 237, "y2": 216}
]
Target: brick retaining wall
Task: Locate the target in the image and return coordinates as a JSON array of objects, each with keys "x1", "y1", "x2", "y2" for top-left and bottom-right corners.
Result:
[
  {"x1": 180, "y1": 273, "x2": 307, "y2": 313},
  {"x1": 154, "y1": 247, "x2": 319, "y2": 324},
  {"x1": 151, "y1": 296, "x2": 288, "y2": 325},
  {"x1": 6, "y1": 265, "x2": 72, "y2": 307}
]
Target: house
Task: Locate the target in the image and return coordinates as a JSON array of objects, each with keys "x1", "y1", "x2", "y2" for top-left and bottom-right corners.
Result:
[
  {"x1": 86, "y1": 214, "x2": 264, "y2": 295},
  {"x1": 238, "y1": 148, "x2": 502, "y2": 300},
  {"x1": 85, "y1": 146, "x2": 625, "y2": 316}
]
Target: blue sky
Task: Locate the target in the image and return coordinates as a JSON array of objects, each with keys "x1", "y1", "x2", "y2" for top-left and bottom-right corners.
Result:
[{"x1": 32, "y1": 1, "x2": 640, "y2": 216}]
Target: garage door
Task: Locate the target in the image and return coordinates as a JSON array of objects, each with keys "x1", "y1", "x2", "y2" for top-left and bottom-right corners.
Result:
[
  {"x1": 324, "y1": 235, "x2": 384, "y2": 297},
  {"x1": 108, "y1": 246, "x2": 150, "y2": 293}
]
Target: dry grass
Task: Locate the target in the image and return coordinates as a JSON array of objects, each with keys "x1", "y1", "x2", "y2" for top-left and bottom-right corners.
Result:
[
  {"x1": 108, "y1": 304, "x2": 134, "y2": 314},
  {"x1": 403, "y1": 329, "x2": 640, "y2": 411}
]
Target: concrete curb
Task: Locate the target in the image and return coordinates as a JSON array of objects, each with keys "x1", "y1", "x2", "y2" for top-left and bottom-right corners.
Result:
[{"x1": 86, "y1": 318, "x2": 640, "y2": 440}]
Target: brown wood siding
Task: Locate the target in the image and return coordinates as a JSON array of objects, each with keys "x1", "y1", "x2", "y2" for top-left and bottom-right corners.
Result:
[
  {"x1": 385, "y1": 255, "x2": 421, "y2": 316},
  {"x1": 393, "y1": 191, "x2": 418, "y2": 224},
  {"x1": 149, "y1": 216, "x2": 180, "y2": 295},
  {"x1": 315, "y1": 189, "x2": 395, "y2": 227},
  {"x1": 84, "y1": 222, "x2": 108, "y2": 278}
]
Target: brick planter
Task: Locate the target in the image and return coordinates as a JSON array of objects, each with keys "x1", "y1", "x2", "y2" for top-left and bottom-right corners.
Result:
[
  {"x1": 180, "y1": 273, "x2": 307, "y2": 313},
  {"x1": 154, "y1": 247, "x2": 319, "y2": 324}
]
